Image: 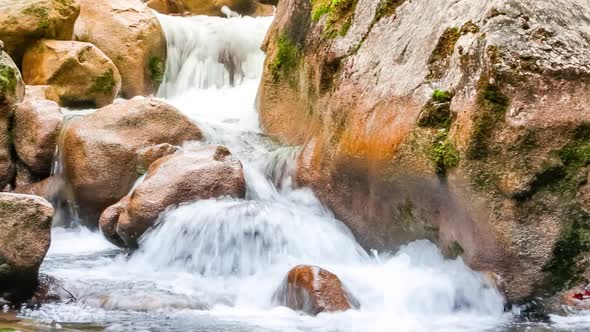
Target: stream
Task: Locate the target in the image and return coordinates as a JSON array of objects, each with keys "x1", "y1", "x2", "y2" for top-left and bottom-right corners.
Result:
[{"x1": 4, "y1": 12, "x2": 590, "y2": 332}]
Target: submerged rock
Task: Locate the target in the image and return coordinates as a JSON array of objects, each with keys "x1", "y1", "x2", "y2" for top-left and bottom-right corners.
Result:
[
  {"x1": 273, "y1": 265, "x2": 359, "y2": 315},
  {"x1": 0, "y1": 0, "x2": 80, "y2": 65},
  {"x1": 0, "y1": 193, "x2": 54, "y2": 303},
  {"x1": 22, "y1": 40, "x2": 121, "y2": 107},
  {"x1": 63, "y1": 98, "x2": 203, "y2": 226},
  {"x1": 106, "y1": 145, "x2": 246, "y2": 247},
  {"x1": 13, "y1": 85, "x2": 64, "y2": 177},
  {"x1": 27, "y1": 274, "x2": 75, "y2": 307},
  {"x1": 258, "y1": 0, "x2": 590, "y2": 301},
  {"x1": 74, "y1": 0, "x2": 167, "y2": 98}
]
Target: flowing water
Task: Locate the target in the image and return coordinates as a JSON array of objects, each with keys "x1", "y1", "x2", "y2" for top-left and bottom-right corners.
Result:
[{"x1": 6, "y1": 11, "x2": 590, "y2": 332}]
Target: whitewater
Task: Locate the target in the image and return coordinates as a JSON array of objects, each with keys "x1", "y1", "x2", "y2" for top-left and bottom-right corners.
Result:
[{"x1": 10, "y1": 11, "x2": 582, "y2": 332}]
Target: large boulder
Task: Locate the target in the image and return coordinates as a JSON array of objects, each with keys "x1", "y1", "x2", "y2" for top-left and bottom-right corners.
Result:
[
  {"x1": 0, "y1": 51, "x2": 25, "y2": 190},
  {"x1": 22, "y1": 40, "x2": 121, "y2": 107},
  {"x1": 74, "y1": 0, "x2": 167, "y2": 98},
  {"x1": 13, "y1": 85, "x2": 64, "y2": 177},
  {"x1": 273, "y1": 265, "x2": 359, "y2": 315},
  {"x1": 0, "y1": 0, "x2": 80, "y2": 65},
  {"x1": 258, "y1": 0, "x2": 590, "y2": 302},
  {"x1": 62, "y1": 98, "x2": 203, "y2": 226},
  {"x1": 104, "y1": 145, "x2": 246, "y2": 247},
  {"x1": 0, "y1": 193, "x2": 54, "y2": 303}
]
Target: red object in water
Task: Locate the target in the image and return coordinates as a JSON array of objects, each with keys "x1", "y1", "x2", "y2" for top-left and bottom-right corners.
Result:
[{"x1": 572, "y1": 289, "x2": 590, "y2": 301}]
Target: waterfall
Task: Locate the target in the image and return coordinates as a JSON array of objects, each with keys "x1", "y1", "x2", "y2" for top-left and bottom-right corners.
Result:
[{"x1": 25, "y1": 11, "x2": 515, "y2": 332}]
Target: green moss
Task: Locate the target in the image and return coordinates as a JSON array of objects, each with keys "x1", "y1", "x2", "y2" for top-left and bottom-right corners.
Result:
[
  {"x1": 418, "y1": 90, "x2": 453, "y2": 130},
  {"x1": 427, "y1": 27, "x2": 461, "y2": 80},
  {"x1": 0, "y1": 328, "x2": 18, "y2": 332},
  {"x1": 0, "y1": 64, "x2": 17, "y2": 100},
  {"x1": 271, "y1": 34, "x2": 301, "y2": 81},
  {"x1": 448, "y1": 241, "x2": 465, "y2": 258},
  {"x1": 466, "y1": 84, "x2": 510, "y2": 160},
  {"x1": 148, "y1": 56, "x2": 165, "y2": 87},
  {"x1": 23, "y1": 5, "x2": 50, "y2": 31},
  {"x1": 374, "y1": 0, "x2": 405, "y2": 21},
  {"x1": 430, "y1": 131, "x2": 460, "y2": 175},
  {"x1": 88, "y1": 69, "x2": 116, "y2": 95},
  {"x1": 311, "y1": 0, "x2": 357, "y2": 38}
]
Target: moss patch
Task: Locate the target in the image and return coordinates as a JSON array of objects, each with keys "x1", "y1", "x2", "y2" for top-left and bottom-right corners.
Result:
[
  {"x1": 418, "y1": 90, "x2": 453, "y2": 130},
  {"x1": 448, "y1": 241, "x2": 465, "y2": 258},
  {"x1": 466, "y1": 84, "x2": 509, "y2": 160},
  {"x1": 23, "y1": 5, "x2": 50, "y2": 31},
  {"x1": 148, "y1": 56, "x2": 165, "y2": 88},
  {"x1": 311, "y1": 0, "x2": 358, "y2": 38},
  {"x1": 271, "y1": 34, "x2": 301, "y2": 82},
  {"x1": 88, "y1": 69, "x2": 116, "y2": 95},
  {"x1": 430, "y1": 131, "x2": 460, "y2": 175},
  {"x1": 0, "y1": 64, "x2": 17, "y2": 102},
  {"x1": 427, "y1": 27, "x2": 460, "y2": 80}
]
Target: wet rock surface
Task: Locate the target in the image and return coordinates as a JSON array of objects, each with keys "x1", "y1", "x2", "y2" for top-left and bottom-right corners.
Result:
[
  {"x1": 74, "y1": 0, "x2": 167, "y2": 98},
  {"x1": 22, "y1": 40, "x2": 122, "y2": 107},
  {"x1": 0, "y1": 193, "x2": 54, "y2": 303},
  {"x1": 62, "y1": 98, "x2": 203, "y2": 226},
  {"x1": 106, "y1": 145, "x2": 246, "y2": 247},
  {"x1": 273, "y1": 265, "x2": 359, "y2": 315},
  {"x1": 258, "y1": 0, "x2": 590, "y2": 302}
]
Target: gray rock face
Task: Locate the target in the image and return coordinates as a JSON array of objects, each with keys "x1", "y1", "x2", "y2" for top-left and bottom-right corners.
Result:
[{"x1": 258, "y1": 0, "x2": 590, "y2": 302}]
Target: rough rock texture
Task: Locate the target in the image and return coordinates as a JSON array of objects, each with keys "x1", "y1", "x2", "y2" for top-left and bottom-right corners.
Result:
[
  {"x1": 136, "y1": 143, "x2": 180, "y2": 174},
  {"x1": 273, "y1": 265, "x2": 359, "y2": 315},
  {"x1": 99, "y1": 196, "x2": 129, "y2": 247},
  {"x1": 106, "y1": 145, "x2": 246, "y2": 247},
  {"x1": 12, "y1": 176, "x2": 62, "y2": 201},
  {"x1": 74, "y1": 0, "x2": 167, "y2": 98},
  {"x1": 22, "y1": 40, "x2": 121, "y2": 107},
  {"x1": 13, "y1": 85, "x2": 63, "y2": 176},
  {"x1": 149, "y1": 0, "x2": 274, "y2": 16},
  {"x1": 0, "y1": 0, "x2": 80, "y2": 65},
  {"x1": 258, "y1": 0, "x2": 590, "y2": 302},
  {"x1": 0, "y1": 193, "x2": 54, "y2": 303},
  {"x1": 0, "y1": 51, "x2": 25, "y2": 189},
  {"x1": 63, "y1": 98, "x2": 203, "y2": 226},
  {"x1": 27, "y1": 274, "x2": 75, "y2": 307}
]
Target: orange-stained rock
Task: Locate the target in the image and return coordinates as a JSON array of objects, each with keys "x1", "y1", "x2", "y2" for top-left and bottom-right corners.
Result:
[
  {"x1": 99, "y1": 196, "x2": 129, "y2": 247},
  {"x1": 12, "y1": 176, "x2": 62, "y2": 201},
  {"x1": 74, "y1": 0, "x2": 167, "y2": 98},
  {"x1": 273, "y1": 265, "x2": 359, "y2": 315},
  {"x1": 136, "y1": 143, "x2": 180, "y2": 174},
  {"x1": 62, "y1": 98, "x2": 202, "y2": 226},
  {"x1": 145, "y1": 0, "x2": 186, "y2": 15},
  {"x1": 150, "y1": 0, "x2": 273, "y2": 16},
  {"x1": 0, "y1": 0, "x2": 80, "y2": 65},
  {"x1": 13, "y1": 86, "x2": 63, "y2": 176},
  {"x1": 109, "y1": 145, "x2": 246, "y2": 247},
  {"x1": 258, "y1": 0, "x2": 590, "y2": 302},
  {"x1": 0, "y1": 193, "x2": 54, "y2": 303},
  {"x1": 22, "y1": 40, "x2": 121, "y2": 108}
]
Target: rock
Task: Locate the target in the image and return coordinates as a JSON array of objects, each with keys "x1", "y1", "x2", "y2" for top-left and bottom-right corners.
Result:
[
  {"x1": 258, "y1": 0, "x2": 590, "y2": 302},
  {"x1": 63, "y1": 98, "x2": 203, "y2": 226},
  {"x1": 99, "y1": 196, "x2": 129, "y2": 247},
  {"x1": 0, "y1": 51, "x2": 24, "y2": 189},
  {"x1": 13, "y1": 85, "x2": 63, "y2": 176},
  {"x1": 12, "y1": 176, "x2": 62, "y2": 201},
  {"x1": 273, "y1": 265, "x2": 359, "y2": 315},
  {"x1": 136, "y1": 143, "x2": 180, "y2": 174},
  {"x1": 0, "y1": 193, "x2": 54, "y2": 303},
  {"x1": 562, "y1": 287, "x2": 590, "y2": 311},
  {"x1": 145, "y1": 0, "x2": 186, "y2": 15},
  {"x1": 23, "y1": 85, "x2": 60, "y2": 104},
  {"x1": 0, "y1": 0, "x2": 80, "y2": 65},
  {"x1": 22, "y1": 40, "x2": 121, "y2": 108},
  {"x1": 14, "y1": 161, "x2": 34, "y2": 188},
  {"x1": 110, "y1": 145, "x2": 246, "y2": 247},
  {"x1": 27, "y1": 274, "x2": 75, "y2": 307},
  {"x1": 74, "y1": 0, "x2": 167, "y2": 98}
]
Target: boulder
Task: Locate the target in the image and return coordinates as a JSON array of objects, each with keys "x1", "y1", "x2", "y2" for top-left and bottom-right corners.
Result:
[
  {"x1": 13, "y1": 85, "x2": 63, "y2": 176},
  {"x1": 99, "y1": 196, "x2": 129, "y2": 247},
  {"x1": 22, "y1": 40, "x2": 121, "y2": 107},
  {"x1": 74, "y1": 0, "x2": 167, "y2": 97},
  {"x1": 273, "y1": 265, "x2": 359, "y2": 315},
  {"x1": 27, "y1": 274, "x2": 75, "y2": 307},
  {"x1": 136, "y1": 143, "x2": 180, "y2": 174},
  {"x1": 12, "y1": 176, "x2": 62, "y2": 201},
  {"x1": 0, "y1": 193, "x2": 54, "y2": 303},
  {"x1": 145, "y1": 0, "x2": 187, "y2": 15},
  {"x1": 109, "y1": 145, "x2": 246, "y2": 247},
  {"x1": 259, "y1": 0, "x2": 590, "y2": 302},
  {"x1": 62, "y1": 98, "x2": 203, "y2": 226},
  {"x1": 0, "y1": 51, "x2": 25, "y2": 189},
  {"x1": 0, "y1": 0, "x2": 80, "y2": 65}
]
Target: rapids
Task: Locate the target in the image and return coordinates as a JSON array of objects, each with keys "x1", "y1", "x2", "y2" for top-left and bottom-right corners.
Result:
[{"x1": 7, "y1": 10, "x2": 587, "y2": 332}]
